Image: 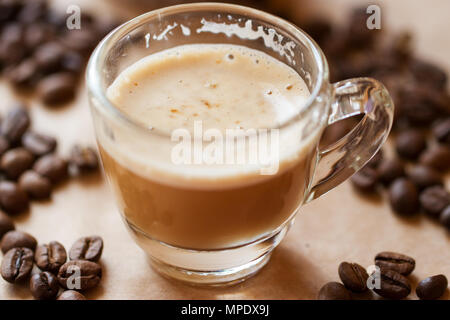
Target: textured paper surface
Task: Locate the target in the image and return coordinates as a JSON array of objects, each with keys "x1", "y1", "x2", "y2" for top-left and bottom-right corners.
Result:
[{"x1": 0, "y1": 0, "x2": 449, "y2": 299}]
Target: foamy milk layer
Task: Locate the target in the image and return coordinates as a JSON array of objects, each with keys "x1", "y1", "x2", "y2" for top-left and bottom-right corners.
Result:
[{"x1": 103, "y1": 44, "x2": 320, "y2": 188}]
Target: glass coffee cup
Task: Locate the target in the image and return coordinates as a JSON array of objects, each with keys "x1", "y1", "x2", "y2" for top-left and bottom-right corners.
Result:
[{"x1": 86, "y1": 3, "x2": 394, "y2": 285}]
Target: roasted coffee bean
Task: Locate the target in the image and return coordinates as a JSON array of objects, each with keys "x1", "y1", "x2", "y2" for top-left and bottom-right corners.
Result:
[
  {"x1": 1, "y1": 230, "x2": 37, "y2": 253},
  {"x1": 22, "y1": 131, "x2": 57, "y2": 156},
  {"x1": 30, "y1": 271, "x2": 59, "y2": 300},
  {"x1": 441, "y1": 206, "x2": 450, "y2": 230},
  {"x1": 419, "y1": 145, "x2": 450, "y2": 172},
  {"x1": 57, "y1": 290, "x2": 86, "y2": 300},
  {"x1": 0, "y1": 0, "x2": 22, "y2": 23},
  {"x1": 24, "y1": 23, "x2": 55, "y2": 50},
  {"x1": 338, "y1": 262, "x2": 369, "y2": 292},
  {"x1": 395, "y1": 129, "x2": 427, "y2": 160},
  {"x1": 17, "y1": 0, "x2": 47, "y2": 24},
  {"x1": 351, "y1": 166, "x2": 378, "y2": 192},
  {"x1": 408, "y1": 165, "x2": 442, "y2": 190},
  {"x1": 70, "y1": 145, "x2": 99, "y2": 173},
  {"x1": 1, "y1": 247, "x2": 34, "y2": 283},
  {"x1": 60, "y1": 28, "x2": 99, "y2": 55},
  {"x1": 0, "y1": 181, "x2": 29, "y2": 214},
  {"x1": 1, "y1": 106, "x2": 30, "y2": 143},
  {"x1": 0, "y1": 136, "x2": 10, "y2": 157},
  {"x1": 0, "y1": 210, "x2": 14, "y2": 239},
  {"x1": 410, "y1": 59, "x2": 447, "y2": 90},
  {"x1": 37, "y1": 72, "x2": 77, "y2": 105},
  {"x1": 432, "y1": 118, "x2": 450, "y2": 145},
  {"x1": 69, "y1": 236, "x2": 103, "y2": 262},
  {"x1": 35, "y1": 241, "x2": 67, "y2": 273},
  {"x1": 318, "y1": 282, "x2": 352, "y2": 300},
  {"x1": 34, "y1": 41, "x2": 66, "y2": 73},
  {"x1": 6, "y1": 58, "x2": 39, "y2": 87},
  {"x1": 18, "y1": 170, "x2": 52, "y2": 199},
  {"x1": 61, "y1": 51, "x2": 83, "y2": 75},
  {"x1": 0, "y1": 23, "x2": 26, "y2": 65},
  {"x1": 416, "y1": 275, "x2": 448, "y2": 300},
  {"x1": 419, "y1": 186, "x2": 450, "y2": 218},
  {"x1": 58, "y1": 260, "x2": 102, "y2": 291},
  {"x1": 377, "y1": 158, "x2": 405, "y2": 185},
  {"x1": 33, "y1": 154, "x2": 68, "y2": 184},
  {"x1": 0, "y1": 147, "x2": 34, "y2": 179},
  {"x1": 373, "y1": 269, "x2": 411, "y2": 300},
  {"x1": 388, "y1": 178, "x2": 419, "y2": 215},
  {"x1": 375, "y1": 252, "x2": 415, "y2": 275},
  {"x1": 366, "y1": 149, "x2": 383, "y2": 169}
]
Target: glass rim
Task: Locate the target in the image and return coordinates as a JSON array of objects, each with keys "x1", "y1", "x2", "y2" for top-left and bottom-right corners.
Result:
[{"x1": 86, "y1": 2, "x2": 329, "y2": 138}]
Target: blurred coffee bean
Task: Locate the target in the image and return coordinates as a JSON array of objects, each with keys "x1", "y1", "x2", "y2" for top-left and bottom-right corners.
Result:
[
  {"x1": 17, "y1": 0, "x2": 47, "y2": 24},
  {"x1": 58, "y1": 260, "x2": 102, "y2": 291},
  {"x1": 6, "y1": 58, "x2": 39, "y2": 87},
  {"x1": 1, "y1": 247, "x2": 34, "y2": 283},
  {"x1": 419, "y1": 145, "x2": 450, "y2": 171},
  {"x1": 18, "y1": 170, "x2": 52, "y2": 199},
  {"x1": 373, "y1": 269, "x2": 411, "y2": 300},
  {"x1": 0, "y1": 210, "x2": 14, "y2": 239},
  {"x1": 1, "y1": 230, "x2": 36, "y2": 253},
  {"x1": 388, "y1": 178, "x2": 419, "y2": 215},
  {"x1": 35, "y1": 241, "x2": 67, "y2": 273},
  {"x1": 0, "y1": 147, "x2": 34, "y2": 179},
  {"x1": 57, "y1": 290, "x2": 86, "y2": 300},
  {"x1": 60, "y1": 28, "x2": 99, "y2": 55},
  {"x1": 432, "y1": 118, "x2": 450, "y2": 145},
  {"x1": 351, "y1": 166, "x2": 379, "y2": 193},
  {"x1": 395, "y1": 129, "x2": 427, "y2": 160},
  {"x1": 70, "y1": 145, "x2": 99, "y2": 173},
  {"x1": 0, "y1": 0, "x2": 23, "y2": 23},
  {"x1": 61, "y1": 51, "x2": 83, "y2": 74},
  {"x1": 37, "y1": 72, "x2": 77, "y2": 105},
  {"x1": 440, "y1": 206, "x2": 450, "y2": 230},
  {"x1": 408, "y1": 165, "x2": 442, "y2": 190},
  {"x1": 366, "y1": 149, "x2": 384, "y2": 169},
  {"x1": 22, "y1": 131, "x2": 57, "y2": 156},
  {"x1": 338, "y1": 262, "x2": 368, "y2": 292},
  {"x1": 33, "y1": 154, "x2": 68, "y2": 184},
  {"x1": 0, "y1": 136, "x2": 10, "y2": 157},
  {"x1": 419, "y1": 186, "x2": 450, "y2": 218},
  {"x1": 410, "y1": 59, "x2": 447, "y2": 90},
  {"x1": 33, "y1": 41, "x2": 66, "y2": 73},
  {"x1": 1, "y1": 105, "x2": 30, "y2": 143},
  {"x1": 0, "y1": 181, "x2": 29, "y2": 214},
  {"x1": 30, "y1": 271, "x2": 59, "y2": 300},
  {"x1": 24, "y1": 23, "x2": 55, "y2": 50},
  {"x1": 377, "y1": 158, "x2": 405, "y2": 185},
  {"x1": 318, "y1": 282, "x2": 352, "y2": 300},
  {"x1": 0, "y1": 23, "x2": 26, "y2": 65},
  {"x1": 69, "y1": 236, "x2": 103, "y2": 262},
  {"x1": 374, "y1": 251, "x2": 415, "y2": 276},
  {"x1": 416, "y1": 275, "x2": 448, "y2": 300}
]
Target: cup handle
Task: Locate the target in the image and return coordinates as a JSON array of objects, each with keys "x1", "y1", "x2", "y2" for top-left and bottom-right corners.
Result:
[{"x1": 305, "y1": 77, "x2": 394, "y2": 203}]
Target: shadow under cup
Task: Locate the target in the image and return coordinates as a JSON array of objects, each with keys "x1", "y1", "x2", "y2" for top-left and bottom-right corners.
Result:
[{"x1": 86, "y1": 3, "x2": 393, "y2": 285}]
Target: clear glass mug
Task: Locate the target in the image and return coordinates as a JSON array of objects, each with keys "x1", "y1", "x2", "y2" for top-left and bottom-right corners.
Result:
[{"x1": 86, "y1": 3, "x2": 394, "y2": 285}]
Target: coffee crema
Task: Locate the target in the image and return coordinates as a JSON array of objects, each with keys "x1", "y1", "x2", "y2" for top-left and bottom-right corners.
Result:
[{"x1": 101, "y1": 44, "x2": 320, "y2": 249}]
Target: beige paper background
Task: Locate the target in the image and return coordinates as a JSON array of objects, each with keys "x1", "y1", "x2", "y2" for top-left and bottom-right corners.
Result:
[{"x1": 0, "y1": 0, "x2": 449, "y2": 299}]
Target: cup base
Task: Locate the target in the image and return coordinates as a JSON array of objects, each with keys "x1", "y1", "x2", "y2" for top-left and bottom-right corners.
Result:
[{"x1": 125, "y1": 219, "x2": 293, "y2": 286}]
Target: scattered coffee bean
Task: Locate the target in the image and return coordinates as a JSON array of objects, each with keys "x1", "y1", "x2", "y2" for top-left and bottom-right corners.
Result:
[
  {"x1": 419, "y1": 186, "x2": 450, "y2": 218},
  {"x1": 1, "y1": 106, "x2": 30, "y2": 143},
  {"x1": 57, "y1": 290, "x2": 86, "y2": 300},
  {"x1": 388, "y1": 178, "x2": 419, "y2": 215},
  {"x1": 69, "y1": 236, "x2": 103, "y2": 262},
  {"x1": 37, "y1": 72, "x2": 77, "y2": 105},
  {"x1": 440, "y1": 206, "x2": 450, "y2": 230},
  {"x1": 408, "y1": 165, "x2": 442, "y2": 190},
  {"x1": 6, "y1": 58, "x2": 39, "y2": 87},
  {"x1": 432, "y1": 118, "x2": 450, "y2": 145},
  {"x1": 1, "y1": 247, "x2": 34, "y2": 283},
  {"x1": 318, "y1": 282, "x2": 352, "y2": 300},
  {"x1": 1, "y1": 230, "x2": 37, "y2": 253},
  {"x1": 69, "y1": 145, "x2": 99, "y2": 173},
  {"x1": 33, "y1": 41, "x2": 65, "y2": 73},
  {"x1": 351, "y1": 166, "x2": 378, "y2": 192},
  {"x1": 22, "y1": 131, "x2": 57, "y2": 156},
  {"x1": 33, "y1": 154, "x2": 68, "y2": 183},
  {"x1": 373, "y1": 268, "x2": 411, "y2": 300},
  {"x1": 377, "y1": 158, "x2": 405, "y2": 185},
  {"x1": 416, "y1": 275, "x2": 448, "y2": 300},
  {"x1": 395, "y1": 129, "x2": 427, "y2": 160},
  {"x1": 374, "y1": 251, "x2": 415, "y2": 275},
  {"x1": 18, "y1": 170, "x2": 52, "y2": 199},
  {"x1": 30, "y1": 271, "x2": 59, "y2": 300},
  {"x1": 0, "y1": 147, "x2": 34, "y2": 179},
  {"x1": 0, "y1": 211, "x2": 14, "y2": 239},
  {"x1": 58, "y1": 260, "x2": 102, "y2": 291},
  {"x1": 0, "y1": 136, "x2": 10, "y2": 157},
  {"x1": 419, "y1": 145, "x2": 450, "y2": 172},
  {"x1": 410, "y1": 59, "x2": 447, "y2": 90},
  {"x1": 0, "y1": 181, "x2": 29, "y2": 214},
  {"x1": 338, "y1": 262, "x2": 369, "y2": 292},
  {"x1": 35, "y1": 241, "x2": 67, "y2": 273}
]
